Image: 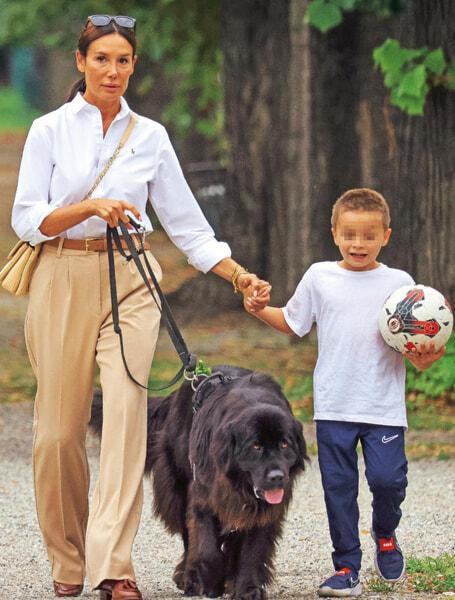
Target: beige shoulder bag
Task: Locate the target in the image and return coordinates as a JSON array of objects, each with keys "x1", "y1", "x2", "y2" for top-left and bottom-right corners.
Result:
[{"x1": 0, "y1": 114, "x2": 138, "y2": 296}]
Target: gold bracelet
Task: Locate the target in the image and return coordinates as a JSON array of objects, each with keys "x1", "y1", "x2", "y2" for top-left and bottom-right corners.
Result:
[{"x1": 231, "y1": 265, "x2": 249, "y2": 294}]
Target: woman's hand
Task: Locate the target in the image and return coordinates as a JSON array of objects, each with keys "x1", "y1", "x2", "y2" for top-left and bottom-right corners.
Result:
[
  {"x1": 403, "y1": 341, "x2": 446, "y2": 371},
  {"x1": 86, "y1": 198, "x2": 141, "y2": 228},
  {"x1": 237, "y1": 274, "x2": 271, "y2": 312}
]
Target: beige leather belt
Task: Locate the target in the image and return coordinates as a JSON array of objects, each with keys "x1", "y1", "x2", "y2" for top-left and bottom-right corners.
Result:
[{"x1": 46, "y1": 236, "x2": 150, "y2": 252}]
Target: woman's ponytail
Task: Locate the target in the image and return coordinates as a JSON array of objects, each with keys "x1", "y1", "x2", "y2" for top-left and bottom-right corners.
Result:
[{"x1": 66, "y1": 77, "x2": 86, "y2": 102}]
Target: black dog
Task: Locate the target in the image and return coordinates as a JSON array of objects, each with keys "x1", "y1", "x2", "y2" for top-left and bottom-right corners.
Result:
[{"x1": 90, "y1": 366, "x2": 307, "y2": 599}]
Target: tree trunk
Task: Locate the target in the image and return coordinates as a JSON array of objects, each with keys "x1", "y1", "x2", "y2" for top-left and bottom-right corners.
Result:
[
  {"x1": 354, "y1": 0, "x2": 454, "y2": 301},
  {"x1": 169, "y1": 0, "x2": 454, "y2": 320},
  {"x1": 391, "y1": 0, "x2": 454, "y2": 301},
  {"x1": 169, "y1": 0, "x2": 294, "y2": 316}
]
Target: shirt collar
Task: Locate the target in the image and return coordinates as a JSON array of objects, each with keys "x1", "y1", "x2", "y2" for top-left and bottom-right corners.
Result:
[{"x1": 69, "y1": 92, "x2": 131, "y2": 122}]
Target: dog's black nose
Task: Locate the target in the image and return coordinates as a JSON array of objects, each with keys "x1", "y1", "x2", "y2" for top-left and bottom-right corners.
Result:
[{"x1": 267, "y1": 469, "x2": 284, "y2": 485}]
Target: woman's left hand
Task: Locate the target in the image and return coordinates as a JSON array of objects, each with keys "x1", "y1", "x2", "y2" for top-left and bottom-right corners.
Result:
[
  {"x1": 403, "y1": 341, "x2": 446, "y2": 371},
  {"x1": 237, "y1": 273, "x2": 271, "y2": 311}
]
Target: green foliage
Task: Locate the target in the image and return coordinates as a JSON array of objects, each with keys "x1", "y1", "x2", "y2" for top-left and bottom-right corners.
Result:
[
  {"x1": 374, "y1": 39, "x2": 453, "y2": 115},
  {"x1": 305, "y1": 1, "x2": 453, "y2": 116},
  {"x1": 367, "y1": 577, "x2": 394, "y2": 593},
  {"x1": 282, "y1": 376, "x2": 314, "y2": 422},
  {"x1": 0, "y1": 0, "x2": 223, "y2": 143},
  {"x1": 306, "y1": 0, "x2": 345, "y2": 33},
  {"x1": 368, "y1": 554, "x2": 455, "y2": 593},
  {"x1": 305, "y1": 0, "x2": 408, "y2": 33},
  {"x1": 0, "y1": 86, "x2": 41, "y2": 131},
  {"x1": 407, "y1": 554, "x2": 455, "y2": 593},
  {"x1": 194, "y1": 359, "x2": 212, "y2": 377},
  {"x1": 406, "y1": 335, "x2": 455, "y2": 398}
]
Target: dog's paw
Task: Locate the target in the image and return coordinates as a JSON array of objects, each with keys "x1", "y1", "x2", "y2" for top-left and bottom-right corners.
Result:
[
  {"x1": 232, "y1": 587, "x2": 266, "y2": 600},
  {"x1": 183, "y1": 581, "x2": 202, "y2": 596},
  {"x1": 173, "y1": 555, "x2": 187, "y2": 590},
  {"x1": 173, "y1": 566, "x2": 185, "y2": 590}
]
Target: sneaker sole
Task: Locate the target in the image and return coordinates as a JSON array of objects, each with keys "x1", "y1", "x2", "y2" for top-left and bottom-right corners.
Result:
[
  {"x1": 318, "y1": 582, "x2": 363, "y2": 597},
  {"x1": 373, "y1": 552, "x2": 406, "y2": 583}
]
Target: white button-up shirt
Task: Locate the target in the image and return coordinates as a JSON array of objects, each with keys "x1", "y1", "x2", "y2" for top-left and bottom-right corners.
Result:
[{"x1": 12, "y1": 93, "x2": 231, "y2": 273}]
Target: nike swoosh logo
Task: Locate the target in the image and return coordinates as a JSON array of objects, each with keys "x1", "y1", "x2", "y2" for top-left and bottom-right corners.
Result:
[{"x1": 382, "y1": 434, "x2": 399, "y2": 444}]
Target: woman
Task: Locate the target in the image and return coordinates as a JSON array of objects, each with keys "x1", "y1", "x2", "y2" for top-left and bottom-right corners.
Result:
[{"x1": 12, "y1": 15, "x2": 270, "y2": 600}]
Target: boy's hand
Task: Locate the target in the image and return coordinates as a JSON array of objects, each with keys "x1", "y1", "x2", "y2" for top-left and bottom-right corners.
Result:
[
  {"x1": 243, "y1": 280, "x2": 272, "y2": 313},
  {"x1": 403, "y1": 341, "x2": 446, "y2": 371}
]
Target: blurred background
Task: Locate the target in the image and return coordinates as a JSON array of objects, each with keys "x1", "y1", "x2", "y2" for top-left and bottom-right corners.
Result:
[{"x1": 0, "y1": 1, "x2": 453, "y2": 449}]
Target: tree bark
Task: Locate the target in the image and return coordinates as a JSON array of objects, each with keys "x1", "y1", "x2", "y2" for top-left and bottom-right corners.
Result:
[
  {"x1": 353, "y1": 0, "x2": 454, "y2": 301},
  {"x1": 169, "y1": 0, "x2": 454, "y2": 320},
  {"x1": 391, "y1": 0, "x2": 454, "y2": 301},
  {"x1": 169, "y1": 0, "x2": 294, "y2": 316}
]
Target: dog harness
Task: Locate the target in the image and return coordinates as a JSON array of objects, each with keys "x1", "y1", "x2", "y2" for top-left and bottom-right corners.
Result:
[{"x1": 191, "y1": 372, "x2": 235, "y2": 415}]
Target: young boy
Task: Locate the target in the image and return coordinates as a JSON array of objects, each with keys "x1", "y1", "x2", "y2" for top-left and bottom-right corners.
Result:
[{"x1": 245, "y1": 188, "x2": 445, "y2": 597}]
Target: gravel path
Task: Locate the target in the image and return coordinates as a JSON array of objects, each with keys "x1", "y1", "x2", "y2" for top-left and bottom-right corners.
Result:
[{"x1": 1, "y1": 401, "x2": 454, "y2": 599}]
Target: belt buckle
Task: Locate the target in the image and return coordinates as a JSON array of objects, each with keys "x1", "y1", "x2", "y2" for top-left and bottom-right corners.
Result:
[{"x1": 85, "y1": 238, "x2": 98, "y2": 252}]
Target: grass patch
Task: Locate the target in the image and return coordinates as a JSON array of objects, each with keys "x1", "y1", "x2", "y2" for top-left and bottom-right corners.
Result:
[
  {"x1": 407, "y1": 554, "x2": 455, "y2": 593},
  {"x1": 0, "y1": 348, "x2": 36, "y2": 403},
  {"x1": 0, "y1": 86, "x2": 41, "y2": 132},
  {"x1": 367, "y1": 554, "x2": 455, "y2": 594},
  {"x1": 405, "y1": 442, "x2": 455, "y2": 460},
  {"x1": 367, "y1": 577, "x2": 395, "y2": 593},
  {"x1": 282, "y1": 375, "x2": 314, "y2": 422}
]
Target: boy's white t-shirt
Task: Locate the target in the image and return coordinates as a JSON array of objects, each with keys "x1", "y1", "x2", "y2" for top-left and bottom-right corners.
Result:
[{"x1": 282, "y1": 262, "x2": 415, "y2": 427}]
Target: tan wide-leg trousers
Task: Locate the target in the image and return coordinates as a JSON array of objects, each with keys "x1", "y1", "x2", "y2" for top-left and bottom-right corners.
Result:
[{"x1": 24, "y1": 243, "x2": 162, "y2": 588}]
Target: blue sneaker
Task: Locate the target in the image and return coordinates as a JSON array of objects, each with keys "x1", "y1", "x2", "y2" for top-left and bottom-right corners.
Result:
[
  {"x1": 318, "y1": 568, "x2": 362, "y2": 597},
  {"x1": 372, "y1": 532, "x2": 406, "y2": 582}
]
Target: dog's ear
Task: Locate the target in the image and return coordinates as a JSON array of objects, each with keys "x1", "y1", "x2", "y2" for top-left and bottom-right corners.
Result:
[
  {"x1": 190, "y1": 418, "x2": 213, "y2": 472},
  {"x1": 214, "y1": 422, "x2": 238, "y2": 474},
  {"x1": 291, "y1": 418, "x2": 308, "y2": 469}
]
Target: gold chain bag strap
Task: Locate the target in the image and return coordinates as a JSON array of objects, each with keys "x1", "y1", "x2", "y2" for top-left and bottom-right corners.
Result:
[{"x1": 0, "y1": 114, "x2": 138, "y2": 296}]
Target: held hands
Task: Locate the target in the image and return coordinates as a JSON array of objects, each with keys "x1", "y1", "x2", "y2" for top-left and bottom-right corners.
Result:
[
  {"x1": 86, "y1": 198, "x2": 141, "y2": 229},
  {"x1": 237, "y1": 274, "x2": 271, "y2": 313},
  {"x1": 403, "y1": 341, "x2": 446, "y2": 371}
]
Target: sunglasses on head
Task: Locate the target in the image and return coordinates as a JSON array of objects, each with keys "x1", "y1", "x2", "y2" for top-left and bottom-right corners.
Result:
[{"x1": 87, "y1": 15, "x2": 136, "y2": 31}]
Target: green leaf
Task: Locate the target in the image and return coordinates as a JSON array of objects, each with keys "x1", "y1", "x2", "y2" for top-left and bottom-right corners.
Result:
[
  {"x1": 373, "y1": 39, "x2": 426, "y2": 72},
  {"x1": 398, "y1": 64, "x2": 427, "y2": 98},
  {"x1": 332, "y1": 0, "x2": 357, "y2": 9},
  {"x1": 390, "y1": 87, "x2": 426, "y2": 115},
  {"x1": 424, "y1": 48, "x2": 446, "y2": 75},
  {"x1": 306, "y1": 0, "x2": 343, "y2": 33}
]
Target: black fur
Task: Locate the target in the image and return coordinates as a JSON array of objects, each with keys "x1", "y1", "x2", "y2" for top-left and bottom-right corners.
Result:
[{"x1": 90, "y1": 366, "x2": 307, "y2": 599}]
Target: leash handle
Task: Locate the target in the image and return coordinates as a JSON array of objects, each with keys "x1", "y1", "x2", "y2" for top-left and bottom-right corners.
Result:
[{"x1": 106, "y1": 222, "x2": 197, "y2": 392}]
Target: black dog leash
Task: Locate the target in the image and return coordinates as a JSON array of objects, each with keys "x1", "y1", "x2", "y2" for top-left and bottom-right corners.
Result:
[{"x1": 106, "y1": 219, "x2": 197, "y2": 391}]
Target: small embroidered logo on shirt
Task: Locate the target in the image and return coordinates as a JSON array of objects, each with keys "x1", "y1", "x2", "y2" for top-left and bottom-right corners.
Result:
[{"x1": 381, "y1": 434, "x2": 399, "y2": 444}]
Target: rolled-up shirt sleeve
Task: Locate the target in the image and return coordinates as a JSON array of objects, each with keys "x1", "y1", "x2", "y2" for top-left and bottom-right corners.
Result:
[
  {"x1": 148, "y1": 127, "x2": 231, "y2": 273},
  {"x1": 12, "y1": 120, "x2": 58, "y2": 245}
]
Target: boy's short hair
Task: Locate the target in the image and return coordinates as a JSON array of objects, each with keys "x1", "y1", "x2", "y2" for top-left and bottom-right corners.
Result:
[{"x1": 331, "y1": 188, "x2": 391, "y2": 229}]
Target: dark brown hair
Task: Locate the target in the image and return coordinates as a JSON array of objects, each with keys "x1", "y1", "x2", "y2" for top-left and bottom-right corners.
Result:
[
  {"x1": 67, "y1": 19, "x2": 137, "y2": 102},
  {"x1": 331, "y1": 188, "x2": 391, "y2": 230}
]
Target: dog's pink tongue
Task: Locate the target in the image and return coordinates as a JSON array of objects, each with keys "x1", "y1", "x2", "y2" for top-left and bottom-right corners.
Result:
[{"x1": 264, "y1": 489, "x2": 284, "y2": 504}]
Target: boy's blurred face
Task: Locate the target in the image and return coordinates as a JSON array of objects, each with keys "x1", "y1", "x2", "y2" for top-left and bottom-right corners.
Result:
[{"x1": 332, "y1": 210, "x2": 391, "y2": 271}]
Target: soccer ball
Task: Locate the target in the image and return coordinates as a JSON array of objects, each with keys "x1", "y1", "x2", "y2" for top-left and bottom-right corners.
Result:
[{"x1": 379, "y1": 285, "x2": 453, "y2": 353}]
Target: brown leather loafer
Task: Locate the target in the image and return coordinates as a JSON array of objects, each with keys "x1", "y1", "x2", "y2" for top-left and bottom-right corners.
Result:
[
  {"x1": 99, "y1": 579, "x2": 142, "y2": 600},
  {"x1": 53, "y1": 581, "x2": 83, "y2": 597}
]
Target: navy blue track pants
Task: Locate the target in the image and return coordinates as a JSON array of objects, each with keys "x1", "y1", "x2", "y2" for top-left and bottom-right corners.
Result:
[{"x1": 316, "y1": 420, "x2": 408, "y2": 574}]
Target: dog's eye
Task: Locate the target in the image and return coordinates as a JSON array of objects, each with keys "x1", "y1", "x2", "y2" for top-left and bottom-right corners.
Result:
[
  {"x1": 253, "y1": 442, "x2": 262, "y2": 451},
  {"x1": 280, "y1": 441, "x2": 289, "y2": 449}
]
